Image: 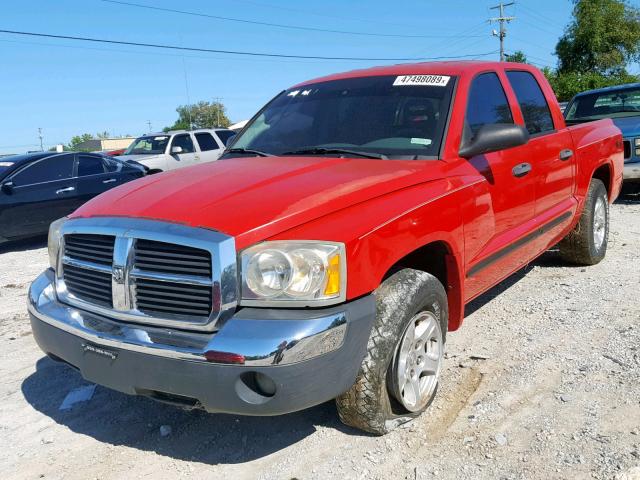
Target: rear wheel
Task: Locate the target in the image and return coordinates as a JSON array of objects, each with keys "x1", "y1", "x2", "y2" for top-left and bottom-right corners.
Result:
[
  {"x1": 336, "y1": 269, "x2": 447, "y2": 435},
  {"x1": 558, "y1": 178, "x2": 609, "y2": 265}
]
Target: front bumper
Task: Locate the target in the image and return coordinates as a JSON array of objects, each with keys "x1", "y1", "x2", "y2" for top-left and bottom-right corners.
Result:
[
  {"x1": 624, "y1": 162, "x2": 640, "y2": 181},
  {"x1": 28, "y1": 269, "x2": 375, "y2": 415}
]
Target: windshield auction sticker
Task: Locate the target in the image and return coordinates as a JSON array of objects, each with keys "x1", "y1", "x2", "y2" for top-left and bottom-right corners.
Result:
[{"x1": 393, "y1": 75, "x2": 450, "y2": 87}]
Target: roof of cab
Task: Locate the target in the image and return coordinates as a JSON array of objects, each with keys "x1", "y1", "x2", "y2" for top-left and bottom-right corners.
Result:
[
  {"x1": 572, "y1": 82, "x2": 640, "y2": 98},
  {"x1": 292, "y1": 61, "x2": 534, "y2": 88}
]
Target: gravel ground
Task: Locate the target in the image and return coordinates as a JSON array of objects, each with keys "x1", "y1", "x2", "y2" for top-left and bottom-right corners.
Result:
[{"x1": 1, "y1": 191, "x2": 639, "y2": 480}]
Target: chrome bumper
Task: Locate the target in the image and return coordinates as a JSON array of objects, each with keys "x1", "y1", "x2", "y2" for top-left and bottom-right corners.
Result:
[
  {"x1": 28, "y1": 269, "x2": 348, "y2": 366},
  {"x1": 624, "y1": 162, "x2": 640, "y2": 180}
]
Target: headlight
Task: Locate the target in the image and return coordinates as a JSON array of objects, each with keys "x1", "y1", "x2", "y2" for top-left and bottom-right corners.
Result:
[
  {"x1": 240, "y1": 241, "x2": 346, "y2": 307},
  {"x1": 635, "y1": 138, "x2": 640, "y2": 147},
  {"x1": 47, "y1": 217, "x2": 67, "y2": 269}
]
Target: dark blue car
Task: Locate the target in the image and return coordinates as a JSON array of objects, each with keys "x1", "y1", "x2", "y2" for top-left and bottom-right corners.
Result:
[
  {"x1": 565, "y1": 83, "x2": 640, "y2": 183},
  {"x1": 0, "y1": 152, "x2": 145, "y2": 244}
]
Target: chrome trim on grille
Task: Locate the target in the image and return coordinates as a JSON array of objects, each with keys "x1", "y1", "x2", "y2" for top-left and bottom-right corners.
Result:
[{"x1": 55, "y1": 217, "x2": 237, "y2": 332}]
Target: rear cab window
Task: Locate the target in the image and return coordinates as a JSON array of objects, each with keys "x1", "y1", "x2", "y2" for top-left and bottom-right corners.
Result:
[
  {"x1": 464, "y1": 72, "x2": 514, "y2": 142},
  {"x1": 506, "y1": 71, "x2": 555, "y2": 135},
  {"x1": 215, "y1": 130, "x2": 236, "y2": 146}
]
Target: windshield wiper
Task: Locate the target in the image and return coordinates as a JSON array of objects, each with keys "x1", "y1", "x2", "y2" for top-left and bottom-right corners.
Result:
[
  {"x1": 281, "y1": 147, "x2": 387, "y2": 160},
  {"x1": 223, "y1": 148, "x2": 273, "y2": 157}
]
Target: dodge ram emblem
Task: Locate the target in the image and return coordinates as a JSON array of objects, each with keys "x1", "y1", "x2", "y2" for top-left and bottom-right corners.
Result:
[{"x1": 112, "y1": 266, "x2": 125, "y2": 284}]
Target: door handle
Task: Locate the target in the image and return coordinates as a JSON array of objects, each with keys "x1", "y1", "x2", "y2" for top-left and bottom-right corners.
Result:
[
  {"x1": 512, "y1": 162, "x2": 532, "y2": 178},
  {"x1": 559, "y1": 149, "x2": 574, "y2": 161},
  {"x1": 55, "y1": 186, "x2": 75, "y2": 195},
  {"x1": 102, "y1": 178, "x2": 117, "y2": 184}
]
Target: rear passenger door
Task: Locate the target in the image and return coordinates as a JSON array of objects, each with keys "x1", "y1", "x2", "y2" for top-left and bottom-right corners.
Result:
[
  {"x1": 505, "y1": 70, "x2": 575, "y2": 217},
  {"x1": 73, "y1": 154, "x2": 121, "y2": 209},
  {"x1": 194, "y1": 132, "x2": 223, "y2": 163},
  {"x1": 168, "y1": 134, "x2": 197, "y2": 169}
]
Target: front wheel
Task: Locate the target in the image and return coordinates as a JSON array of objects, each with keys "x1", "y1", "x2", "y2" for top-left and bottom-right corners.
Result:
[
  {"x1": 336, "y1": 269, "x2": 447, "y2": 435},
  {"x1": 558, "y1": 178, "x2": 609, "y2": 265}
]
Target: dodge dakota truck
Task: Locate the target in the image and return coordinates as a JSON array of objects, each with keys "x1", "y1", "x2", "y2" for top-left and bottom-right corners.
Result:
[{"x1": 28, "y1": 61, "x2": 623, "y2": 435}]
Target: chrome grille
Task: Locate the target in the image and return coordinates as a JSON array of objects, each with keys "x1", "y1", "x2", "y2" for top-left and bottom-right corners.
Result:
[
  {"x1": 134, "y1": 277, "x2": 213, "y2": 317},
  {"x1": 62, "y1": 263, "x2": 113, "y2": 307},
  {"x1": 133, "y1": 239, "x2": 212, "y2": 276},
  {"x1": 64, "y1": 234, "x2": 115, "y2": 266},
  {"x1": 55, "y1": 217, "x2": 237, "y2": 332}
]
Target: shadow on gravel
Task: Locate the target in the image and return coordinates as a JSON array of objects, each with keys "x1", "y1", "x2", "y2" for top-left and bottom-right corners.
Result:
[
  {"x1": 22, "y1": 356, "x2": 367, "y2": 464},
  {"x1": 464, "y1": 248, "x2": 571, "y2": 317},
  {"x1": 615, "y1": 184, "x2": 640, "y2": 205},
  {"x1": 0, "y1": 236, "x2": 47, "y2": 254}
]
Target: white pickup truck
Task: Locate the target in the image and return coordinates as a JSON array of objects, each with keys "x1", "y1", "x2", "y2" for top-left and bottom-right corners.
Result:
[{"x1": 117, "y1": 128, "x2": 236, "y2": 173}]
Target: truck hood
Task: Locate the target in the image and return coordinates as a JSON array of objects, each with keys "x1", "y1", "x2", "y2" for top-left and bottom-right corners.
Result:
[
  {"x1": 115, "y1": 154, "x2": 165, "y2": 163},
  {"x1": 611, "y1": 116, "x2": 640, "y2": 137},
  {"x1": 71, "y1": 156, "x2": 444, "y2": 247}
]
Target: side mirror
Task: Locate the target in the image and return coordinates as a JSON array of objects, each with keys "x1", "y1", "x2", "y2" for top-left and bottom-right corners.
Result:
[
  {"x1": 170, "y1": 146, "x2": 184, "y2": 154},
  {"x1": 459, "y1": 124, "x2": 529, "y2": 159},
  {"x1": 1, "y1": 181, "x2": 14, "y2": 194}
]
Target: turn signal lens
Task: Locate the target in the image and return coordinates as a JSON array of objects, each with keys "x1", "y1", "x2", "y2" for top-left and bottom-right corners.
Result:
[{"x1": 324, "y1": 254, "x2": 341, "y2": 296}]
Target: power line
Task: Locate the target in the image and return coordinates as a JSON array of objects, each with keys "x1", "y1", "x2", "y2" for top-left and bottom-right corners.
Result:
[
  {"x1": 0, "y1": 29, "x2": 497, "y2": 62},
  {"x1": 99, "y1": 0, "x2": 486, "y2": 39}
]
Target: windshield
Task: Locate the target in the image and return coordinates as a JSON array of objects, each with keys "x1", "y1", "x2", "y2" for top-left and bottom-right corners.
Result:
[
  {"x1": 124, "y1": 135, "x2": 170, "y2": 155},
  {"x1": 228, "y1": 74, "x2": 456, "y2": 159},
  {"x1": 566, "y1": 86, "x2": 640, "y2": 121}
]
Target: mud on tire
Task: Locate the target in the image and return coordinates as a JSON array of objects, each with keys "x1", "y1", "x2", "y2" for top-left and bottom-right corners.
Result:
[{"x1": 335, "y1": 268, "x2": 448, "y2": 435}]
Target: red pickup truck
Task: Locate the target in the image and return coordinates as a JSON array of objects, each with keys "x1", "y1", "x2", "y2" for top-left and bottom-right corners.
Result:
[{"x1": 29, "y1": 62, "x2": 623, "y2": 435}]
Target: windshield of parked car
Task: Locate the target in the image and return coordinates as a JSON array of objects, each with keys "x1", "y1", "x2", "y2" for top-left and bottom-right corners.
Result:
[
  {"x1": 227, "y1": 74, "x2": 456, "y2": 159},
  {"x1": 565, "y1": 86, "x2": 640, "y2": 121},
  {"x1": 124, "y1": 135, "x2": 170, "y2": 155}
]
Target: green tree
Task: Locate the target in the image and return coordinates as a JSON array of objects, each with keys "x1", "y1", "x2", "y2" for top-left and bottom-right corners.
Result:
[
  {"x1": 543, "y1": 67, "x2": 639, "y2": 101},
  {"x1": 505, "y1": 51, "x2": 528, "y2": 63},
  {"x1": 96, "y1": 131, "x2": 110, "y2": 139},
  {"x1": 556, "y1": 0, "x2": 640, "y2": 75},
  {"x1": 67, "y1": 133, "x2": 95, "y2": 152},
  {"x1": 165, "y1": 101, "x2": 231, "y2": 131}
]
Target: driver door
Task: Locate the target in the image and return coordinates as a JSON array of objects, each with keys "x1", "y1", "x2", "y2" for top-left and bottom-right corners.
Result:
[{"x1": 168, "y1": 133, "x2": 198, "y2": 170}]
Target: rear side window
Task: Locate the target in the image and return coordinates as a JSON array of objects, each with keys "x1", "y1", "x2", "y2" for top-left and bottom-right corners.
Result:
[
  {"x1": 465, "y1": 72, "x2": 513, "y2": 137},
  {"x1": 506, "y1": 71, "x2": 555, "y2": 135},
  {"x1": 11, "y1": 155, "x2": 74, "y2": 186},
  {"x1": 194, "y1": 132, "x2": 220, "y2": 151},
  {"x1": 215, "y1": 130, "x2": 236, "y2": 146},
  {"x1": 172, "y1": 134, "x2": 195, "y2": 153},
  {"x1": 77, "y1": 155, "x2": 106, "y2": 176}
]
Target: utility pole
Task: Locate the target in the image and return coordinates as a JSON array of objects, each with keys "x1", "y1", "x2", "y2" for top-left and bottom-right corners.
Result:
[
  {"x1": 38, "y1": 127, "x2": 44, "y2": 151},
  {"x1": 214, "y1": 97, "x2": 223, "y2": 127},
  {"x1": 146, "y1": 120, "x2": 152, "y2": 132},
  {"x1": 490, "y1": 2, "x2": 515, "y2": 62}
]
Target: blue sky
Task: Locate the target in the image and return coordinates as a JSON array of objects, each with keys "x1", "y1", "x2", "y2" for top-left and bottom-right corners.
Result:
[{"x1": 0, "y1": 0, "x2": 627, "y2": 153}]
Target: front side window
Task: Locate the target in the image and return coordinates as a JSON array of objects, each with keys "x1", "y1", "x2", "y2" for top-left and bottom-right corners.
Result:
[
  {"x1": 194, "y1": 132, "x2": 219, "y2": 151},
  {"x1": 229, "y1": 74, "x2": 457, "y2": 159},
  {"x1": 465, "y1": 72, "x2": 513, "y2": 139},
  {"x1": 77, "y1": 155, "x2": 106, "y2": 176},
  {"x1": 124, "y1": 135, "x2": 170, "y2": 155},
  {"x1": 565, "y1": 86, "x2": 640, "y2": 122},
  {"x1": 507, "y1": 71, "x2": 555, "y2": 135},
  {"x1": 11, "y1": 155, "x2": 74, "y2": 186},
  {"x1": 172, "y1": 134, "x2": 195, "y2": 153}
]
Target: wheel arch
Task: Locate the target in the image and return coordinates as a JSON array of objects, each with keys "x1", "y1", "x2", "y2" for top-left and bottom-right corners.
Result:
[
  {"x1": 381, "y1": 240, "x2": 464, "y2": 332},
  {"x1": 591, "y1": 163, "x2": 612, "y2": 200}
]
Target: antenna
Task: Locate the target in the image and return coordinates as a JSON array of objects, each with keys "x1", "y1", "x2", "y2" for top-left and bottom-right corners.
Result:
[{"x1": 38, "y1": 127, "x2": 44, "y2": 151}]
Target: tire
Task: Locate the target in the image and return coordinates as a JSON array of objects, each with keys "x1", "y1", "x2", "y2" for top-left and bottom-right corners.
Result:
[
  {"x1": 336, "y1": 269, "x2": 448, "y2": 435},
  {"x1": 558, "y1": 178, "x2": 609, "y2": 265}
]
